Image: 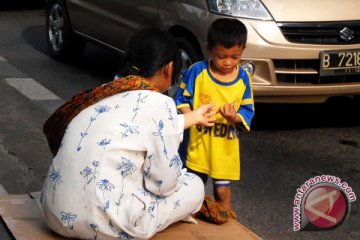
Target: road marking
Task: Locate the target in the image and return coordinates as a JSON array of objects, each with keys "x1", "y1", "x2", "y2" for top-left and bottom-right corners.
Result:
[
  {"x1": 5, "y1": 78, "x2": 61, "y2": 101},
  {"x1": 0, "y1": 56, "x2": 6, "y2": 61},
  {"x1": 0, "y1": 184, "x2": 8, "y2": 195}
]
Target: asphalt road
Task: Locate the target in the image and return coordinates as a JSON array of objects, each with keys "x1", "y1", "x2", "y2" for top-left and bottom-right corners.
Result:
[{"x1": 0, "y1": 9, "x2": 359, "y2": 240}]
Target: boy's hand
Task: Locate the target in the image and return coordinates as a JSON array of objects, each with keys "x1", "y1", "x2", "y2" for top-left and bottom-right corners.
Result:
[{"x1": 219, "y1": 103, "x2": 238, "y2": 123}]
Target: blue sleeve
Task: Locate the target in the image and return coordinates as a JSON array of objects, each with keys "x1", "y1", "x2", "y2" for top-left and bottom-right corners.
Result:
[
  {"x1": 175, "y1": 67, "x2": 197, "y2": 110},
  {"x1": 237, "y1": 69, "x2": 255, "y2": 131}
]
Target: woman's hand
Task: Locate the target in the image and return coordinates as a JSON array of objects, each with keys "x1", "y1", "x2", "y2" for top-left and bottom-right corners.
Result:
[
  {"x1": 195, "y1": 104, "x2": 217, "y2": 127},
  {"x1": 183, "y1": 104, "x2": 216, "y2": 129}
]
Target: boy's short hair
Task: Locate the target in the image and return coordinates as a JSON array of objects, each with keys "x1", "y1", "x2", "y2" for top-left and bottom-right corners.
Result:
[{"x1": 207, "y1": 18, "x2": 247, "y2": 49}]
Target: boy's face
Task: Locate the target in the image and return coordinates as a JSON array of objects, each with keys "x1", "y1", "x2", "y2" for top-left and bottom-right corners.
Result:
[{"x1": 207, "y1": 44, "x2": 245, "y2": 74}]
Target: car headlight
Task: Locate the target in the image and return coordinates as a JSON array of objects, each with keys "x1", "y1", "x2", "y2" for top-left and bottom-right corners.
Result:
[
  {"x1": 242, "y1": 62, "x2": 255, "y2": 75},
  {"x1": 208, "y1": 0, "x2": 273, "y2": 20}
]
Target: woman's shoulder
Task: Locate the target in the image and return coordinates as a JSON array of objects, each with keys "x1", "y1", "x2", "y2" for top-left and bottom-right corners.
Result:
[
  {"x1": 139, "y1": 90, "x2": 172, "y2": 104},
  {"x1": 133, "y1": 91, "x2": 176, "y2": 118}
]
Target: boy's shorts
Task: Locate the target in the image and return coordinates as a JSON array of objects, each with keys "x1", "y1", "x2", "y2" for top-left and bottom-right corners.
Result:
[{"x1": 187, "y1": 168, "x2": 231, "y2": 186}]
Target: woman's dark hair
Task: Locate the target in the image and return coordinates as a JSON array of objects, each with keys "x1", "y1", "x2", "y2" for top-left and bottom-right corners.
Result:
[
  {"x1": 120, "y1": 27, "x2": 181, "y2": 82},
  {"x1": 207, "y1": 18, "x2": 247, "y2": 49}
]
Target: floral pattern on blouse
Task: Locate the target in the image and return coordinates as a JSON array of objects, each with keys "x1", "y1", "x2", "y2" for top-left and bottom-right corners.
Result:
[{"x1": 39, "y1": 91, "x2": 203, "y2": 240}]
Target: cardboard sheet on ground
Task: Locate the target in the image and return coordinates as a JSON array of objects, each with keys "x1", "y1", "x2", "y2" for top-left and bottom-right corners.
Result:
[{"x1": 0, "y1": 193, "x2": 262, "y2": 240}]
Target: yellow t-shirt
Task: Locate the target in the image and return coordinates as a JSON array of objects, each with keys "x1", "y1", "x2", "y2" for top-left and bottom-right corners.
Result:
[{"x1": 175, "y1": 60, "x2": 254, "y2": 180}]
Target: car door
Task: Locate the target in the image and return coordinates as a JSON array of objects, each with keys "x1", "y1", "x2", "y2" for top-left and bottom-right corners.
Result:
[{"x1": 67, "y1": 0, "x2": 159, "y2": 52}]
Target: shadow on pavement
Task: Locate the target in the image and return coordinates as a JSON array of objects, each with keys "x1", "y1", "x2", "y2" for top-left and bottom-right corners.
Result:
[
  {"x1": 0, "y1": 1, "x2": 45, "y2": 11},
  {"x1": 21, "y1": 25, "x2": 124, "y2": 81},
  {"x1": 21, "y1": 25, "x2": 49, "y2": 56},
  {"x1": 252, "y1": 96, "x2": 360, "y2": 131}
]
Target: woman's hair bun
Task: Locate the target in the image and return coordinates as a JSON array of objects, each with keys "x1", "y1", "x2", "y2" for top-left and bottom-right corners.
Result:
[{"x1": 117, "y1": 27, "x2": 180, "y2": 79}]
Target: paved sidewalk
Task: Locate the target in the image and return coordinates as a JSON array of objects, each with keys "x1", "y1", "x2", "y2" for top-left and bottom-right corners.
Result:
[{"x1": 0, "y1": 57, "x2": 60, "y2": 195}]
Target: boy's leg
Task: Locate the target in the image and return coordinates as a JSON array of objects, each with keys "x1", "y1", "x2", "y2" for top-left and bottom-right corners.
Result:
[
  {"x1": 213, "y1": 180, "x2": 231, "y2": 209},
  {"x1": 213, "y1": 180, "x2": 237, "y2": 218}
]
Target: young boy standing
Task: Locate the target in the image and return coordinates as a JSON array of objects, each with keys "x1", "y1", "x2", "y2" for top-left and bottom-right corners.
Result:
[{"x1": 175, "y1": 18, "x2": 255, "y2": 215}]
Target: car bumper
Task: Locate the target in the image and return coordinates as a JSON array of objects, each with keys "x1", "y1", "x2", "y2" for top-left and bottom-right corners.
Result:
[
  {"x1": 253, "y1": 83, "x2": 360, "y2": 103},
  {"x1": 212, "y1": 17, "x2": 360, "y2": 103}
]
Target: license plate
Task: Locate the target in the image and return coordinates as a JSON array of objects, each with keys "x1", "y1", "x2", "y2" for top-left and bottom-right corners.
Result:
[{"x1": 320, "y1": 49, "x2": 360, "y2": 76}]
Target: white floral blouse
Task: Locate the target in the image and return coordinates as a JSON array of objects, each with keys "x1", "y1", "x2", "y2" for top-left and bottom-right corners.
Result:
[{"x1": 38, "y1": 90, "x2": 204, "y2": 240}]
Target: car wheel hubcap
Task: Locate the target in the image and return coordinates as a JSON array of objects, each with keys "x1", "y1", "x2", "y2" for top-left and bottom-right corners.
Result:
[{"x1": 48, "y1": 4, "x2": 65, "y2": 52}]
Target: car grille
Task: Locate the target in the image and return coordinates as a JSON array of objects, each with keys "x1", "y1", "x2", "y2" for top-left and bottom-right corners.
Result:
[
  {"x1": 278, "y1": 21, "x2": 360, "y2": 44},
  {"x1": 273, "y1": 59, "x2": 360, "y2": 84}
]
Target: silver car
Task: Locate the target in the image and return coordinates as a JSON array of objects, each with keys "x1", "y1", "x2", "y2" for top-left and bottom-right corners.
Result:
[{"x1": 46, "y1": 0, "x2": 360, "y2": 103}]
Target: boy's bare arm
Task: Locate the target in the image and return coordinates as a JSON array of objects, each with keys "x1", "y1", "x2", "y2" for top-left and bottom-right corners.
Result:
[{"x1": 179, "y1": 106, "x2": 192, "y2": 114}]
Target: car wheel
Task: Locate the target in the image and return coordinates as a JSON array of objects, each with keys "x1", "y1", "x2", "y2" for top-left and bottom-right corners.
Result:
[
  {"x1": 46, "y1": 0, "x2": 85, "y2": 60},
  {"x1": 175, "y1": 36, "x2": 202, "y2": 71},
  {"x1": 167, "y1": 36, "x2": 202, "y2": 98}
]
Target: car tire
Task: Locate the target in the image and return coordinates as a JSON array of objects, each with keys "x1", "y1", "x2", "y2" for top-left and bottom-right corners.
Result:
[
  {"x1": 175, "y1": 36, "x2": 202, "y2": 70},
  {"x1": 167, "y1": 36, "x2": 203, "y2": 98},
  {"x1": 46, "y1": 0, "x2": 85, "y2": 61}
]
